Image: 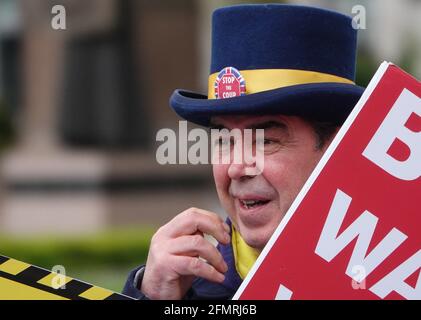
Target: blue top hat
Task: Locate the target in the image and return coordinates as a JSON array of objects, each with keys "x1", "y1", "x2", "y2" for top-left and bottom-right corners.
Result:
[{"x1": 170, "y1": 4, "x2": 365, "y2": 126}]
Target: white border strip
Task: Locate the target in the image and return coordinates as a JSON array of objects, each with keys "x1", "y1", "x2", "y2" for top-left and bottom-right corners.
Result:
[{"x1": 233, "y1": 61, "x2": 392, "y2": 300}]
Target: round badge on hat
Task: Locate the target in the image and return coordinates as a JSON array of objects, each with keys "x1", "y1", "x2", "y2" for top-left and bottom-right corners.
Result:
[{"x1": 214, "y1": 67, "x2": 246, "y2": 99}]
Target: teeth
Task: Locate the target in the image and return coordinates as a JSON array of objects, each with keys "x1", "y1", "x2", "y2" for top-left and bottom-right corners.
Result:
[
  {"x1": 240, "y1": 199, "x2": 266, "y2": 208},
  {"x1": 243, "y1": 200, "x2": 258, "y2": 205},
  {"x1": 240, "y1": 200, "x2": 269, "y2": 209}
]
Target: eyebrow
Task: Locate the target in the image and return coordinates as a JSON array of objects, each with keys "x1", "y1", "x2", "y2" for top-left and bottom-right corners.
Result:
[{"x1": 209, "y1": 120, "x2": 288, "y2": 131}]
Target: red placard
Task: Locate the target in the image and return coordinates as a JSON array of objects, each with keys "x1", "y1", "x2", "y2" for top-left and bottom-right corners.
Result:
[{"x1": 234, "y1": 62, "x2": 421, "y2": 300}]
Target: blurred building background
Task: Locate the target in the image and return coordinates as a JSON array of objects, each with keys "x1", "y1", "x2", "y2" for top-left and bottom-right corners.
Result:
[{"x1": 0, "y1": 0, "x2": 420, "y2": 293}]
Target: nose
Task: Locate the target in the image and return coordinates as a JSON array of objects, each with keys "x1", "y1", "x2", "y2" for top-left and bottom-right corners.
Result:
[
  {"x1": 228, "y1": 162, "x2": 257, "y2": 180},
  {"x1": 227, "y1": 139, "x2": 262, "y2": 179}
]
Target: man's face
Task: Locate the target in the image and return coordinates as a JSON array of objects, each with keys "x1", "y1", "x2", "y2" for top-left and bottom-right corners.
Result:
[{"x1": 211, "y1": 114, "x2": 334, "y2": 251}]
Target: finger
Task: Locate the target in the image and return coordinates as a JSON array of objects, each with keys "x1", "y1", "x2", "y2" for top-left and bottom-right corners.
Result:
[
  {"x1": 168, "y1": 235, "x2": 228, "y2": 273},
  {"x1": 171, "y1": 256, "x2": 225, "y2": 284},
  {"x1": 164, "y1": 208, "x2": 230, "y2": 245}
]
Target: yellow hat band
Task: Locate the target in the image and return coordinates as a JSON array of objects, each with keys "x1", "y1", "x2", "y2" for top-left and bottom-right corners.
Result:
[{"x1": 208, "y1": 68, "x2": 355, "y2": 99}]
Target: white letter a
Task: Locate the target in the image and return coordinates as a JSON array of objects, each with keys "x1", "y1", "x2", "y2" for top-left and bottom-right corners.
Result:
[{"x1": 51, "y1": 5, "x2": 67, "y2": 30}]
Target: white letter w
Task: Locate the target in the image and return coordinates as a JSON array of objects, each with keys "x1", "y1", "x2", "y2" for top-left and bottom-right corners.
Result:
[{"x1": 315, "y1": 189, "x2": 407, "y2": 282}]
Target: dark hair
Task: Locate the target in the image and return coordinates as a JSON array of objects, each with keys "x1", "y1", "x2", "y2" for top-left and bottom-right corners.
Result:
[{"x1": 302, "y1": 117, "x2": 341, "y2": 150}]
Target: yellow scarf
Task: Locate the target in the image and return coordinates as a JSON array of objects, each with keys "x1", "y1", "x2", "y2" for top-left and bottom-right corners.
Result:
[{"x1": 231, "y1": 225, "x2": 260, "y2": 279}]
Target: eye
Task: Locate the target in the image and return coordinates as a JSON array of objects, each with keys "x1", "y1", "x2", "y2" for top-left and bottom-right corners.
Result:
[
  {"x1": 263, "y1": 139, "x2": 274, "y2": 145},
  {"x1": 256, "y1": 138, "x2": 274, "y2": 145},
  {"x1": 256, "y1": 137, "x2": 282, "y2": 154},
  {"x1": 214, "y1": 137, "x2": 231, "y2": 147}
]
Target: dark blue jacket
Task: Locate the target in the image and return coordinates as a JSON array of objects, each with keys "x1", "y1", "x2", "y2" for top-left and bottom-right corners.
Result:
[{"x1": 122, "y1": 222, "x2": 242, "y2": 300}]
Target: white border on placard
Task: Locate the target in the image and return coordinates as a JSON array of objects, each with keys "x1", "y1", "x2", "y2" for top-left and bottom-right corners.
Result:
[{"x1": 232, "y1": 61, "x2": 392, "y2": 300}]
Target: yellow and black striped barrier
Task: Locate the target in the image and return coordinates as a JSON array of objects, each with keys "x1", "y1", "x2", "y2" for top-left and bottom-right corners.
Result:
[{"x1": 0, "y1": 255, "x2": 133, "y2": 300}]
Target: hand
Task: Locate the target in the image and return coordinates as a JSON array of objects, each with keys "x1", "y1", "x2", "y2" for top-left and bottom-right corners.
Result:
[{"x1": 140, "y1": 207, "x2": 231, "y2": 300}]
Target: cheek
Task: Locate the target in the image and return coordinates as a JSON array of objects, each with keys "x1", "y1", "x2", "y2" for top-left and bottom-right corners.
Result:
[
  {"x1": 212, "y1": 164, "x2": 230, "y2": 196},
  {"x1": 288, "y1": 151, "x2": 323, "y2": 190},
  {"x1": 260, "y1": 158, "x2": 287, "y2": 191},
  {"x1": 262, "y1": 151, "x2": 321, "y2": 199}
]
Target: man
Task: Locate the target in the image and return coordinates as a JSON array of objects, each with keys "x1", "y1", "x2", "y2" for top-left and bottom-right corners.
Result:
[{"x1": 123, "y1": 4, "x2": 365, "y2": 299}]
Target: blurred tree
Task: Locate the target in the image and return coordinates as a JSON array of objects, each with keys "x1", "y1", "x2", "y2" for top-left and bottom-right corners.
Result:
[
  {"x1": 398, "y1": 39, "x2": 418, "y2": 76},
  {"x1": 355, "y1": 47, "x2": 379, "y2": 88},
  {"x1": 356, "y1": 42, "x2": 419, "y2": 88}
]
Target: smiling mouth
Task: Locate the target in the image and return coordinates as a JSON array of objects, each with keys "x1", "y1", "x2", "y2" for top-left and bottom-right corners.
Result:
[{"x1": 239, "y1": 199, "x2": 270, "y2": 210}]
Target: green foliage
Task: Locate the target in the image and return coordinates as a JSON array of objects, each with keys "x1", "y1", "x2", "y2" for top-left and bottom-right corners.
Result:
[
  {"x1": 356, "y1": 43, "x2": 419, "y2": 88},
  {"x1": 398, "y1": 41, "x2": 418, "y2": 76},
  {"x1": 0, "y1": 227, "x2": 155, "y2": 292},
  {"x1": 0, "y1": 227, "x2": 154, "y2": 269},
  {"x1": 355, "y1": 49, "x2": 379, "y2": 88}
]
